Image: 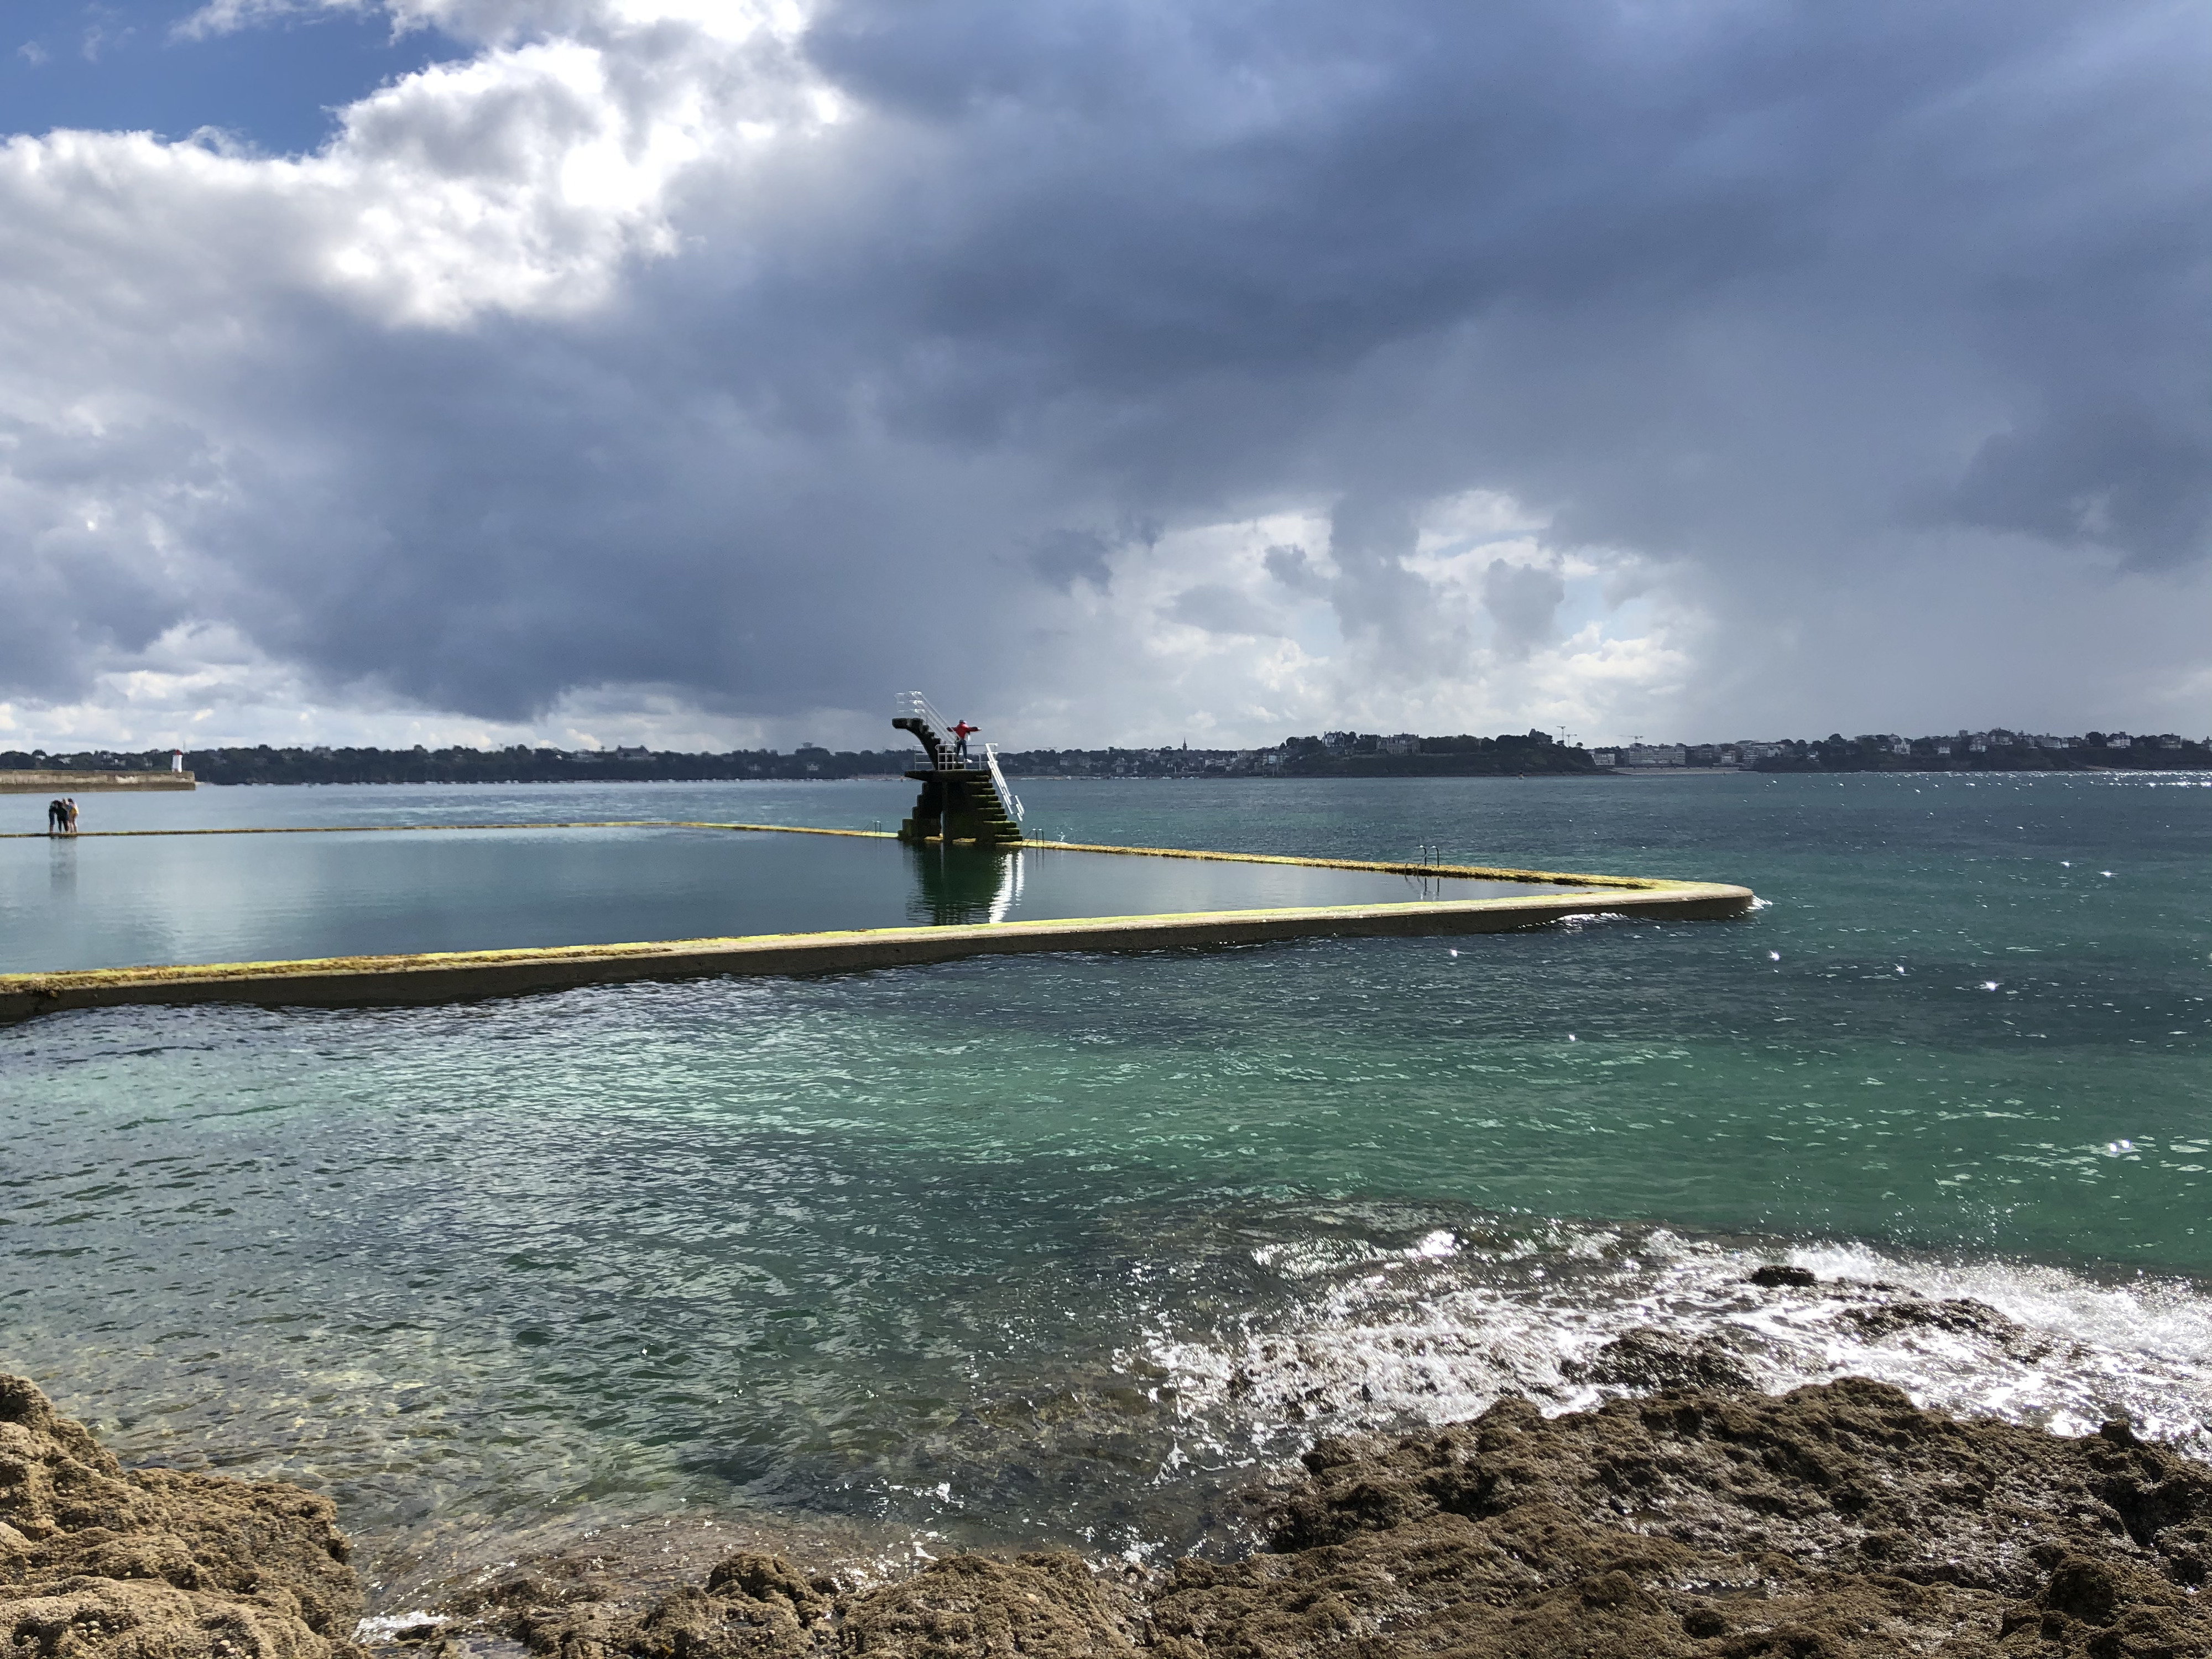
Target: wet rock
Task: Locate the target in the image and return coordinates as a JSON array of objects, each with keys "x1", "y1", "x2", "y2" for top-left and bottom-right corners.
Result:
[
  {"x1": 1837, "y1": 1295, "x2": 2021, "y2": 1341},
  {"x1": 838, "y1": 1554, "x2": 1136, "y2": 1657},
  {"x1": 1567, "y1": 1328, "x2": 1756, "y2": 1396},
  {"x1": 2043, "y1": 1556, "x2": 2128, "y2": 1625},
  {"x1": 2, "y1": 1577, "x2": 343, "y2": 1659},
  {"x1": 40, "y1": 1361, "x2": 2212, "y2": 1659},
  {"x1": 514, "y1": 1601, "x2": 628, "y2": 1659},
  {"x1": 623, "y1": 1582, "x2": 807, "y2": 1659},
  {"x1": 513, "y1": 1552, "x2": 1141, "y2": 1659},
  {"x1": 483, "y1": 1378, "x2": 2212, "y2": 1657},
  {"x1": 447, "y1": 1572, "x2": 607, "y2": 1622},
  {"x1": 2027, "y1": 1553, "x2": 2200, "y2": 1654},
  {"x1": 1748, "y1": 1265, "x2": 1819, "y2": 1288},
  {"x1": 701, "y1": 1557, "x2": 832, "y2": 1629},
  {"x1": 0, "y1": 1375, "x2": 364, "y2": 1659},
  {"x1": 512, "y1": 1553, "x2": 834, "y2": 1659},
  {"x1": 1157, "y1": 1378, "x2": 2212, "y2": 1656}
]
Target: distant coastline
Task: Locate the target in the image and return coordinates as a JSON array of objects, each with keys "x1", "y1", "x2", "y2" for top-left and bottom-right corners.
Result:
[{"x1": 6, "y1": 726, "x2": 2208, "y2": 788}]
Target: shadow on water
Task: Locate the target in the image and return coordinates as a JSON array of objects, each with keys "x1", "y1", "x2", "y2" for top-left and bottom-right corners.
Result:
[{"x1": 904, "y1": 842, "x2": 1021, "y2": 927}]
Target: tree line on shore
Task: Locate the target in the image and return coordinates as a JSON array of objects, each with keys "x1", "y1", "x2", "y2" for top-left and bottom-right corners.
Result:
[
  {"x1": 4, "y1": 727, "x2": 2206, "y2": 785},
  {"x1": 0, "y1": 732, "x2": 1595, "y2": 784},
  {"x1": 0, "y1": 745, "x2": 908, "y2": 786},
  {"x1": 1752, "y1": 732, "x2": 2212, "y2": 771}
]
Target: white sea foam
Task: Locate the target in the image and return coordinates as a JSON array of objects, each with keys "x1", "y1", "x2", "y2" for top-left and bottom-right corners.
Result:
[
  {"x1": 1140, "y1": 1221, "x2": 2212, "y2": 1464},
  {"x1": 354, "y1": 1613, "x2": 447, "y2": 1642}
]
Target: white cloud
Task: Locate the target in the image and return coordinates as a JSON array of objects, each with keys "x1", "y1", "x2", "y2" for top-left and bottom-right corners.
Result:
[
  {"x1": 0, "y1": 619, "x2": 818, "y2": 751},
  {"x1": 7, "y1": 0, "x2": 829, "y2": 330},
  {"x1": 173, "y1": 1, "x2": 376, "y2": 42},
  {"x1": 2, "y1": 0, "x2": 2210, "y2": 752},
  {"x1": 974, "y1": 500, "x2": 1698, "y2": 748}
]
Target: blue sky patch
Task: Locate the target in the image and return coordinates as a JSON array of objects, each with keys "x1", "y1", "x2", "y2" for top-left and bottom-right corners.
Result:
[{"x1": 4, "y1": 1, "x2": 466, "y2": 153}]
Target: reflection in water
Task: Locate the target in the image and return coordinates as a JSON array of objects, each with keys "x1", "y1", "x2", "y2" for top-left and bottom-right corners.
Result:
[
  {"x1": 905, "y1": 843, "x2": 1023, "y2": 926},
  {"x1": 1398, "y1": 871, "x2": 1461, "y2": 901},
  {"x1": 2, "y1": 828, "x2": 1547, "y2": 974}
]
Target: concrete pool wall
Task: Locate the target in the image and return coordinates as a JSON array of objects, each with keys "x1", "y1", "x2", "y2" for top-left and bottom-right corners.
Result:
[{"x1": 0, "y1": 822, "x2": 1756, "y2": 1021}]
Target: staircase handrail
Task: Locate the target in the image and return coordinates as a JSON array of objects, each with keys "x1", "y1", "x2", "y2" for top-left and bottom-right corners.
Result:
[
  {"x1": 893, "y1": 690, "x2": 953, "y2": 750},
  {"x1": 984, "y1": 743, "x2": 1024, "y2": 823},
  {"x1": 895, "y1": 691, "x2": 993, "y2": 771}
]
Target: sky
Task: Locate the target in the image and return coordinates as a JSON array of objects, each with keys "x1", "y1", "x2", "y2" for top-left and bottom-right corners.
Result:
[{"x1": 2, "y1": 0, "x2": 2209, "y2": 754}]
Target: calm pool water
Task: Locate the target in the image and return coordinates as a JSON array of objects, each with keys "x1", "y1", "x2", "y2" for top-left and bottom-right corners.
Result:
[
  {"x1": 0, "y1": 819, "x2": 1541, "y2": 973},
  {"x1": 3, "y1": 773, "x2": 2209, "y2": 1598}
]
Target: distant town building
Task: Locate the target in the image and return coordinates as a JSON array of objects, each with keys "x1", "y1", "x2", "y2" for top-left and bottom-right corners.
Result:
[
  {"x1": 1625, "y1": 744, "x2": 1686, "y2": 766},
  {"x1": 1590, "y1": 749, "x2": 1618, "y2": 768}
]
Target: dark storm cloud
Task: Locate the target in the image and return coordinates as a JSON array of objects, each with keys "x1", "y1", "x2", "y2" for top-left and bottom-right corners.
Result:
[
  {"x1": 1481, "y1": 560, "x2": 1567, "y2": 660},
  {"x1": 4, "y1": 0, "x2": 2209, "y2": 736},
  {"x1": 737, "y1": 0, "x2": 2205, "y2": 675},
  {"x1": 1948, "y1": 408, "x2": 2212, "y2": 568},
  {"x1": 0, "y1": 410, "x2": 207, "y2": 688},
  {"x1": 191, "y1": 305, "x2": 1056, "y2": 721}
]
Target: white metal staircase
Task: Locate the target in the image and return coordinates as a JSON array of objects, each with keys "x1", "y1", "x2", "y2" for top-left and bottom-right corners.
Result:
[{"x1": 983, "y1": 742, "x2": 1024, "y2": 825}]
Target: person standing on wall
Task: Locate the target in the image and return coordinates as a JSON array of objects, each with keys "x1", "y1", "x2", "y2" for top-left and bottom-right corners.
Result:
[
  {"x1": 45, "y1": 798, "x2": 64, "y2": 836},
  {"x1": 62, "y1": 798, "x2": 78, "y2": 836}
]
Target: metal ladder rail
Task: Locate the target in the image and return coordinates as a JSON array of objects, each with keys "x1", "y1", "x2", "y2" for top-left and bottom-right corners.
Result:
[{"x1": 983, "y1": 743, "x2": 1024, "y2": 824}]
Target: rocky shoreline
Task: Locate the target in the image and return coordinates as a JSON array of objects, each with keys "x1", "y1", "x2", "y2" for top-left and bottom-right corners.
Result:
[
  {"x1": 0, "y1": 1374, "x2": 361, "y2": 1659},
  {"x1": 8, "y1": 1358, "x2": 2210, "y2": 1658}
]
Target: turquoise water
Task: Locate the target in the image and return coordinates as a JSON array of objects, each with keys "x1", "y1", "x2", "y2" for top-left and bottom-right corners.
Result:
[
  {"x1": 0, "y1": 818, "x2": 1538, "y2": 973},
  {"x1": 3, "y1": 774, "x2": 2210, "y2": 1597}
]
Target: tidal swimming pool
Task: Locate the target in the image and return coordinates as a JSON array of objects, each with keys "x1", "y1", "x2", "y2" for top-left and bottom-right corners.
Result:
[{"x1": 0, "y1": 823, "x2": 1550, "y2": 973}]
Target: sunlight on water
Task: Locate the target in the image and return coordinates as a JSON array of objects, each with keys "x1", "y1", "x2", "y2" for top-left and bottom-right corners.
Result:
[
  {"x1": 3, "y1": 772, "x2": 2209, "y2": 1597},
  {"x1": 1, "y1": 821, "x2": 1539, "y2": 972}
]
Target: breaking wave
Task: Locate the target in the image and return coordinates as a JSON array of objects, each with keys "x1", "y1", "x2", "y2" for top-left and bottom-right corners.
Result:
[{"x1": 1136, "y1": 1215, "x2": 2212, "y2": 1465}]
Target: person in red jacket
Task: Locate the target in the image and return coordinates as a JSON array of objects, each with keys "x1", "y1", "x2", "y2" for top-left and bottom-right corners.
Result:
[{"x1": 950, "y1": 719, "x2": 979, "y2": 760}]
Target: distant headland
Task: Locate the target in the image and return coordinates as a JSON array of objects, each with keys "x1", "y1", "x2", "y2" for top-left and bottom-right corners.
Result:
[{"x1": 3, "y1": 724, "x2": 2205, "y2": 787}]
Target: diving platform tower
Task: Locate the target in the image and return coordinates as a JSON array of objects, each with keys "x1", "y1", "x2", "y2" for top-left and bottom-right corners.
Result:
[{"x1": 893, "y1": 692, "x2": 1025, "y2": 846}]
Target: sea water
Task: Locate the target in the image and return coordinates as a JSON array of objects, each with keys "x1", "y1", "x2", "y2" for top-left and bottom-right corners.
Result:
[{"x1": 2, "y1": 773, "x2": 2209, "y2": 1597}]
